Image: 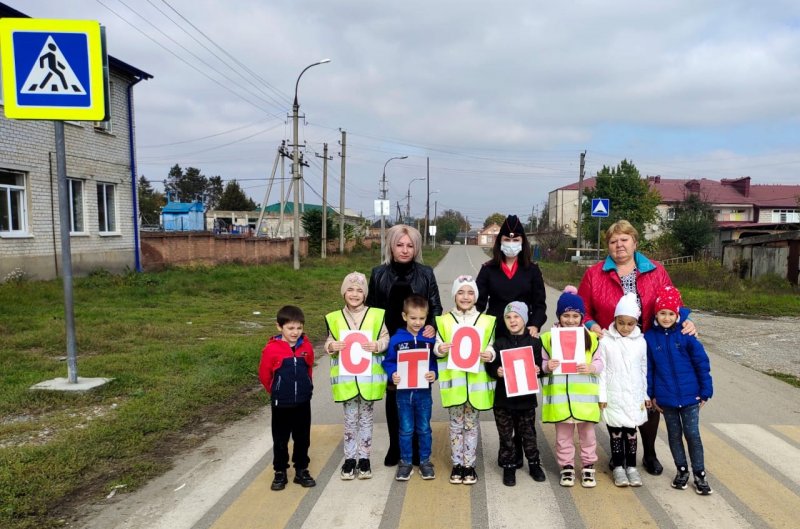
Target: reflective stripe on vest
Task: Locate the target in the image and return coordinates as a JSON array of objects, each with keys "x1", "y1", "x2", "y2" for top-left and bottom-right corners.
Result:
[
  {"x1": 435, "y1": 313, "x2": 496, "y2": 410},
  {"x1": 325, "y1": 308, "x2": 388, "y2": 402},
  {"x1": 540, "y1": 330, "x2": 601, "y2": 423}
]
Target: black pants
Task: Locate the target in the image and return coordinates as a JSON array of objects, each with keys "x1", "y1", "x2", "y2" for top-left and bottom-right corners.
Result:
[
  {"x1": 385, "y1": 388, "x2": 419, "y2": 464},
  {"x1": 495, "y1": 407, "x2": 539, "y2": 467},
  {"x1": 272, "y1": 401, "x2": 311, "y2": 471},
  {"x1": 607, "y1": 425, "x2": 637, "y2": 468},
  {"x1": 639, "y1": 409, "x2": 660, "y2": 462}
]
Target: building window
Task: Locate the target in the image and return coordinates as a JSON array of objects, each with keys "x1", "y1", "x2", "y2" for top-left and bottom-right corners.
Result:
[
  {"x1": 97, "y1": 183, "x2": 117, "y2": 232},
  {"x1": 666, "y1": 208, "x2": 676, "y2": 221},
  {"x1": 68, "y1": 178, "x2": 85, "y2": 233},
  {"x1": 772, "y1": 209, "x2": 800, "y2": 223},
  {"x1": 0, "y1": 169, "x2": 28, "y2": 235}
]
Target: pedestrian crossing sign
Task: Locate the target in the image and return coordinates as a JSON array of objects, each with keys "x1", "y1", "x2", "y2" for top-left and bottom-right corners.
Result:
[
  {"x1": 0, "y1": 18, "x2": 107, "y2": 120},
  {"x1": 591, "y1": 198, "x2": 610, "y2": 217}
]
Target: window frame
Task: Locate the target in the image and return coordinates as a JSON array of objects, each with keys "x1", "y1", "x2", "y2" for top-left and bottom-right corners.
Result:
[
  {"x1": 0, "y1": 169, "x2": 29, "y2": 236},
  {"x1": 68, "y1": 178, "x2": 86, "y2": 235},
  {"x1": 772, "y1": 209, "x2": 800, "y2": 223},
  {"x1": 96, "y1": 182, "x2": 118, "y2": 234}
]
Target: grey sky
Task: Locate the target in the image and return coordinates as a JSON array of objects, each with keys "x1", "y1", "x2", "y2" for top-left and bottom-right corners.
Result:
[{"x1": 12, "y1": 0, "x2": 800, "y2": 225}]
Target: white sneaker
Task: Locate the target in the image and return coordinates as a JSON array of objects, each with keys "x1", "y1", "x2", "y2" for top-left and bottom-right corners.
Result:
[
  {"x1": 626, "y1": 466, "x2": 643, "y2": 487},
  {"x1": 559, "y1": 466, "x2": 575, "y2": 487},
  {"x1": 613, "y1": 466, "x2": 629, "y2": 487},
  {"x1": 581, "y1": 467, "x2": 597, "y2": 488}
]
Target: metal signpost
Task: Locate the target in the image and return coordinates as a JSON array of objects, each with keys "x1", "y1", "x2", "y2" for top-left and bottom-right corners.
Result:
[
  {"x1": 0, "y1": 18, "x2": 110, "y2": 390},
  {"x1": 590, "y1": 198, "x2": 610, "y2": 252}
]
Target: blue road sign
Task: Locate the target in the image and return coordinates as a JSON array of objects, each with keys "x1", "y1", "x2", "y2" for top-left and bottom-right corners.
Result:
[
  {"x1": 591, "y1": 198, "x2": 610, "y2": 217},
  {"x1": 0, "y1": 18, "x2": 106, "y2": 120}
]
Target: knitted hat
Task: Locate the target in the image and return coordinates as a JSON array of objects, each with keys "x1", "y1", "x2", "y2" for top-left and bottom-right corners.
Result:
[
  {"x1": 498, "y1": 215, "x2": 525, "y2": 238},
  {"x1": 556, "y1": 285, "x2": 585, "y2": 317},
  {"x1": 341, "y1": 271, "x2": 368, "y2": 297},
  {"x1": 451, "y1": 274, "x2": 479, "y2": 299},
  {"x1": 614, "y1": 292, "x2": 641, "y2": 319},
  {"x1": 654, "y1": 285, "x2": 682, "y2": 315},
  {"x1": 504, "y1": 301, "x2": 529, "y2": 326}
]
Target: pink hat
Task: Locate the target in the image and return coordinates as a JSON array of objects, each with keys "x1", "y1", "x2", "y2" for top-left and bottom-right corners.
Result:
[{"x1": 654, "y1": 285, "x2": 682, "y2": 315}]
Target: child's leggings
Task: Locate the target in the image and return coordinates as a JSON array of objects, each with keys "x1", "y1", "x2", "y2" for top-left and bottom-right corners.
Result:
[
  {"x1": 448, "y1": 403, "x2": 479, "y2": 467},
  {"x1": 554, "y1": 421, "x2": 597, "y2": 468},
  {"x1": 607, "y1": 425, "x2": 637, "y2": 468},
  {"x1": 343, "y1": 396, "x2": 374, "y2": 460}
]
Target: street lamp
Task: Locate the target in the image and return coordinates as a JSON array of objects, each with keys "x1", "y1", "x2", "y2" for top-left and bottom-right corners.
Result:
[
  {"x1": 292, "y1": 59, "x2": 331, "y2": 270},
  {"x1": 380, "y1": 155, "x2": 408, "y2": 257},
  {"x1": 406, "y1": 177, "x2": 425, "y2": 222}
]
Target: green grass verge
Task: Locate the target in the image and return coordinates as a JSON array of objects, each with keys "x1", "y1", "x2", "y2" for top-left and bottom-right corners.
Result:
[
  {"x1": 0, "y1": 247, "x2": 446, "y2": 529},
  {"x1": 538, "y1": 260, "x2": 800, "y2": 317},
  {"x1": 764, "y1": 371, "x2": 800, "y2": 389}
]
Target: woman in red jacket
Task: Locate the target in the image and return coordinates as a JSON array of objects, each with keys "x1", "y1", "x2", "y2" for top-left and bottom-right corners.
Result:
[{"x1": 577, "y1": 220, "x2": 695, "y2": 476}]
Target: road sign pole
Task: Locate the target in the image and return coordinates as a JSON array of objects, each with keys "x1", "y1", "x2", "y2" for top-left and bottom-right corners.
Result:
[
  {"x1": 597, "y1": 217, "x2": 601, "y2": 255},
  {"x1": 54, "y1": 120, "x2": 79, "y2": 383}
]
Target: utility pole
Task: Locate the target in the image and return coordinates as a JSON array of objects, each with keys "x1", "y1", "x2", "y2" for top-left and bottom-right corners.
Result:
[
  {"x1": 317, "y1": 143, "x2": 332, "y2": 258},
  {"x1": 577, "y1": 150, "x2": 586, "y2": 257},
  {"x1": 300, "y1": 153, "x2": 306, "y2": 214},
  {"x1": 379, "y1": 170, "x2": 388, "y2": 258},
  {"x1": 433, "y1": 200, "x2": 438, "y2": 249},
  {"x1": 292, "y1": 98, "x2": 301, "y2": 269},
  {"x1": 424, "y1": 157, "x2": 430, "y2": 246},
  {"x1": 339, "y1": 129, "x2": 346, "y2": 253},
  {"x1": 279, "y1": 146, "x2": 286, "y2": 237}
]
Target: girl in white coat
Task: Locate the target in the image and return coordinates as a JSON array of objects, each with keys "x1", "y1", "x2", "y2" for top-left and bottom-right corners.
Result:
[{"x1": 598, "y1": 293, "x2": 650, "y2": 487}]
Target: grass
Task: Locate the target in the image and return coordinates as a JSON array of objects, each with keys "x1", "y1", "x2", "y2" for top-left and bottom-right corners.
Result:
[
  {"x1": 538, "y1": 260, "x2": 800, "y2": 317},
  {"x1": 764, "y1": 371, "x2": 800, "y2": 389},
  {"x1": 0, "y1": 247, "x2": 446, "y2": 529}
]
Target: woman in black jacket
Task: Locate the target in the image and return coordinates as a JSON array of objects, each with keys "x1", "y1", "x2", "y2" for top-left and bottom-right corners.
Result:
[{"x1": 366, "y1": 224, "x2": 443, "y2": 466}]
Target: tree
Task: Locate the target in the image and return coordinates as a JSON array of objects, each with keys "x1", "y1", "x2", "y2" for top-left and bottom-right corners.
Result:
[
  {"x1": 206, "y1": 175, "x2": 225, "y2": 210},
  {"x1": 163, "y1": 165, "x2": 223, "y2": 209},
  {"x1": 666, "y1": 194, "x2": 715, "y2": 256},
  {"x1": 483, "y1": 212, "x2": 505, "y2": 228},
  {"x1": 137, "y1": 175, "x2": 165, "y2": 226},
  {"x1": 301, "y1": 209, "x2": 334, "y2": 254},
  {"x1": 437, "y1": 209, "x2": 467, "y2": 243},
  {"x1": 217, "y1": 180, "x2": 256, "y2": 211},
  {"x1": 581, "y1": 159, "x2": 660, "y2": 243}
]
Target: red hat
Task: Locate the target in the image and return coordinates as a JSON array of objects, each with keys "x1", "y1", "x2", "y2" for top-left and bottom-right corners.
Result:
[{"x1": 654, "y1": 285, "x2": 682, "y2": 315}]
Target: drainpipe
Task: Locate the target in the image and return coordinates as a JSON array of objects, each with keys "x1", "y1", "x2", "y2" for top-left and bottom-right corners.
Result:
[{"x1": 127, "y1": 77, "x2": 144, "y2": 272}]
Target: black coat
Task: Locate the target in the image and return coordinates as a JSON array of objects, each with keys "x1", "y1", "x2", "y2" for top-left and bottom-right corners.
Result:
[
  {"x1": 486, "y1": 333, "x2": 543, "y2": 409},
  {"x1": 366, "y1": 262, "x2": 443, "y2": 335},
  {"x1": 475, "y1": 261, "x2": 547, "y2": 338}
]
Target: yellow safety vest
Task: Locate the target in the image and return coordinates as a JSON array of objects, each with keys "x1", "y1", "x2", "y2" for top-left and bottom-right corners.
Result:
[
  {"x1": 540, "y1": 331, "x2": 600, "y2": 423},
  {"x1": 435, "y1": 313, "x2": 496, "y2": 410},
  {"x1": 325, "y1": 308, "x2": 388, "y2": 402}
]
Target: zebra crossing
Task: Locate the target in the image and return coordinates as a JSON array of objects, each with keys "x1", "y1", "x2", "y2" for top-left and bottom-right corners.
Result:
[{"x1": 198, "y1": 420, "x2": 800, "y2": 529}]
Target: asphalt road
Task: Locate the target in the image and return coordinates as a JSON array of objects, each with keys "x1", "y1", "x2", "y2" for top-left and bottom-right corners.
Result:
[{"x1": 77, "y1": 245, "x2": 800, "y2": 529}]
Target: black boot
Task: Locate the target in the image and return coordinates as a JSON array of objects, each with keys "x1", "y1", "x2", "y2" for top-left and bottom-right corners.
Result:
[{"x1": 529, "y1": 460, "x2": 546, "y2": 482}]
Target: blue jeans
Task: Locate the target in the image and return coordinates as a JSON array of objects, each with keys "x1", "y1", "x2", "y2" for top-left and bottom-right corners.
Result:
[
  {"x1": 661, "y1": 404, "x2": 704, "y2": 473},
  {"x1": 396, "y1": 389, "x2": 432, "y2": 464}
]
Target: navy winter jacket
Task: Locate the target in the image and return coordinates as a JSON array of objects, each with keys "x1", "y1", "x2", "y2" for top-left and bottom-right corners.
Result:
[{"x1": 644, "y1": 316, "x2": 713, "y2": 408}]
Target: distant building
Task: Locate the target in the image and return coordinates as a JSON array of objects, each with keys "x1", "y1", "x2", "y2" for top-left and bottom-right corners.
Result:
[
  {"x1": 206, "y1": 203, "x2": 363, "y2": 238},
  {"x1": 161, "y1": 200, "x2": 204, "y2": 231},
  {"x1": 477, "y1": 223, "x2": 500, "y2": 247},
  {"x1": 0, "y1": 2, "x2": 152, "y2": 280}
]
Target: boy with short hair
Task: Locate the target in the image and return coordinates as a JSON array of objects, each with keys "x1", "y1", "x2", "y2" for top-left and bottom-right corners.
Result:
[
  {"x1": 382, "y1": 294, "x2": 438, "y2": 481},
  {"x1": 644, "y1": 286, "x2": 714, "y2": 495},
  {"x1": 259, "y1": 305, "x2": 316, "y2": 491}
]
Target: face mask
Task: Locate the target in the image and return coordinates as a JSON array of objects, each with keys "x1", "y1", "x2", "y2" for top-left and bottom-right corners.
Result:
[{"x1": 500, "y1": 242, "x2": 522, "y2": 257}]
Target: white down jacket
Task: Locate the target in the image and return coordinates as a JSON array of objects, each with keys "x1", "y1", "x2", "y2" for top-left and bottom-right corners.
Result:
[{"x1": 598, "y1": 325, "x2": 648, "y2": 428}]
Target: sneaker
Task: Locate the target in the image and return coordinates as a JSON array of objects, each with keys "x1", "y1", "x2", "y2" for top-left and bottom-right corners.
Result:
[
  {"x1": 293, "y1": 469, "x2": 316, "y2": 488},
  {"x1": 449, "y1": 464, "x2": 464, "y2": 484},
  {"x1": 271, "y1": 470, "x2": 288, "y2": 491},
  {"x1": 340, "y1": 458, "x2": 356, "y2": 480},
  {"x1": 643, "y1": 456, "x2": 664, "y2": 476},
  {"x1": 612, "y1": 466, "x2": 629, "y2": 487},
  {"x1": 626, "y1": 467, "x2": 643, "y2": 487},
  {"x1": 357, "y1": 458, "x2": 372, "y2": 480},
  {"x1": 529, "y1": 461, "x2": 546, "y2": 482},
  {"x1": 462, "y1": 466, "x2": 478, "y2": 485},
  {"x1": 559, "y1": 465, "x2": 575, "y2": 487},
  {"x1": 694, "y1": 471, "x2": 713, "y2": 495},
  {"x1": 420, "y1": 460, "x2": 436, "y2": 480},
  {"x1": 581, "y1": 467, "x2": 597, "y2": 488},
  {"x1": 671, "y1": 467, "x2": 690, "y2": 490},
  {"x1": 503, "y1": 467, "x2": 516, "y2": 487},
  {"x1": 395, "y1": 462, "x2": 414, "y2": 481}
]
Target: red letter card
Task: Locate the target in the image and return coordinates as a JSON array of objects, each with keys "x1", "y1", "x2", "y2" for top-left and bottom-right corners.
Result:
[
  {"x1": 446, "y1": 324, "x2": 483, "y2": 373},
  {"x1": 397, "y1": 349, "x2": 430, "y2": 389},
  {"x1": 338, "y1": 330, "x2": 372, "y2": 376},
  {"x1": 550, "y1": 328, "x2": 584, "y2": 375},
  {"x1": 500, "y1": 346, "x2": 539, "y2": 397}
]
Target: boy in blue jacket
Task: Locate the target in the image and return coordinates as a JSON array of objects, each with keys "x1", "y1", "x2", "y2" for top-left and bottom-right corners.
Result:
[
  {"x1": 644, "y1": 286, "x2": 714, "y2": 495},
  {"x1": 382, "y1": 294, "x2": 438, "y2": 481}
]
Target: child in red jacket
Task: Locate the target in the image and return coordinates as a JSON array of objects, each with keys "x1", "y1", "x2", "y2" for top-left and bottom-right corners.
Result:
[{"x1": 259, "y1": 305, "x2": 316, "y2": 491}]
